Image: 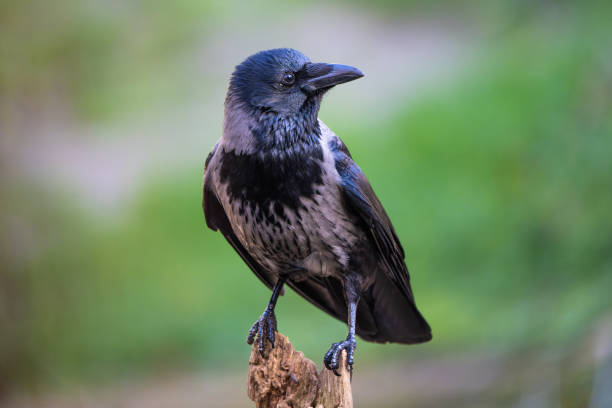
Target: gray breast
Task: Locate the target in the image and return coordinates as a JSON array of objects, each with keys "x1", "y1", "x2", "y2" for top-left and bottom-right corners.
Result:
[{"x1": 217, "y1": 159, "x2": 363, "y2": 279}]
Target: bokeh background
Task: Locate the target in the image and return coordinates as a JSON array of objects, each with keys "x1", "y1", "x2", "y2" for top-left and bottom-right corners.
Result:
[{"x1": 1, "y1": 0, "x2": 611, "y2": 407}]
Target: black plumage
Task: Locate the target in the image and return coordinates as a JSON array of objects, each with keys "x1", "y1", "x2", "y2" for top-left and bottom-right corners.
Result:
[{"x1": 203, "y1": 48, "x2": 431, "y2": 375}]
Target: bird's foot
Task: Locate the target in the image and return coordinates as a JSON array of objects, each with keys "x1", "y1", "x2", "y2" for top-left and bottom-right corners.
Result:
[
  {"x1": 324, "y1": 334, "x2": 356, "y2": 377},
  {"x1": 246, "y1": 307, "x2": 277, "y2": 356}
]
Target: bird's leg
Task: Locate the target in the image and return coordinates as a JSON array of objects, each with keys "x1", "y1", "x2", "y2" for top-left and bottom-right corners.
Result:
[
  {"x1": 324, "y1": 283, "x2": 359, "y2": 377},
  {"x1": 247, "y1": 276, "x2": 285, "y2": 356}
]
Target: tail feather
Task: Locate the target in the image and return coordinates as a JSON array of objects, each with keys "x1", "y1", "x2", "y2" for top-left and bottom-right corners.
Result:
[
  {"x1": 357, "y1": 270, "x2": 432, "y2": 344},
  {"x1": 288, "y1": 271, "x2": 431, "y2": 344}
]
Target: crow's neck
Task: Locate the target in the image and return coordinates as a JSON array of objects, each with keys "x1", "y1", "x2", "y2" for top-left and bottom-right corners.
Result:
[{"x1": 252, "y1": 100, "x2": 321, "y2": 157}]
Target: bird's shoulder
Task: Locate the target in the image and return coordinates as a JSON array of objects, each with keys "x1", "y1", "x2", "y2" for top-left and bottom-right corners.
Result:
[
  {"x1": 204, "y1": 141, "x2": 220, "y2": 172},
  {"x1": 203, "y1": 139, "x2": 228, "y2": 193},
  {"x1": 202, "y1": 140, "x2": 222, "y2": 230},
  {"x1": 318, "y1": 119, "x2": 353, "y2": 160},
  {"x1": 318, "y1": 120, "x2": 368, "y2": 197}
]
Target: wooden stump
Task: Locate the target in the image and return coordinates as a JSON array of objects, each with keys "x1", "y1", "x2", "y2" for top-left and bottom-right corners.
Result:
[{"x1": 247, "y1": 332, "x2": 353, "y2": 408}]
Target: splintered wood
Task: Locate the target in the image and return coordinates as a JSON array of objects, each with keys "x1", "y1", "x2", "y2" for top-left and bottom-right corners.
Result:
[{"x1": 247, "y1": 332, "x2": 353, "y2": 408}]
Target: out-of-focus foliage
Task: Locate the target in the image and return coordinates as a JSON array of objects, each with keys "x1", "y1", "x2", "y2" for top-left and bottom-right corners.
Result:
[
  {"x1": 0, "y1": 0, "x2": 222, "y2": 120},
  {"x1": 1, "y1": 0, "x2": 611, "y2": 403}
]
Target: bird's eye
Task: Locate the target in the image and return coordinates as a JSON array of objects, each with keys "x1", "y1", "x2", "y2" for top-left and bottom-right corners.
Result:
[{"x1": 281, "y1": 72, "x2": 295, "y2": 86}]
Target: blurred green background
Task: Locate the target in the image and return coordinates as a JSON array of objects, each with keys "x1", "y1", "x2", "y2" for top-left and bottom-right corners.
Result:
[{"x1": 1, "y1": 0, "x2": 611, "y2": 407}]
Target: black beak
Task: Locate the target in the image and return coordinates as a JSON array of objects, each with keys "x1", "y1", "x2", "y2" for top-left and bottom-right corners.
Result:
[{"x1": 301, "y1": 63, "x2": 364, "y2": 93}]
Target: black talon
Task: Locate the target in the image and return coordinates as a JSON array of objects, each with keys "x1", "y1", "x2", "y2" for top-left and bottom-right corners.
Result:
[
  {"x1": 267, "y1": 315, "x2": 276, "y2": 346},
  {"x1": 246, "y1": 277, "x2": 284, "y2": 356},
  {"x1": 323, "y1": 342, "x2": 338, "y2": 370},
  {"x1": 246, "y1": 321, "x2": 258, "y2": 345},
  {"x1": 323, "y1": 336, "x2": 356, "y2": 376},
  {"x1": 247, "y1": 307, "x2": 276, "y2": 356}
]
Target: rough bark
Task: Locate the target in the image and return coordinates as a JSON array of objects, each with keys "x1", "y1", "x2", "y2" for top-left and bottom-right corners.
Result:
[{"x1": 247, "y1": 332, "x2": 353, "y2": 408}]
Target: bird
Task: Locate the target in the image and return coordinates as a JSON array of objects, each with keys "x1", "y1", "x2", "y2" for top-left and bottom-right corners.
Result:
[{"x1": 202, "y1": 48, "x2": 431, "y2": 375}]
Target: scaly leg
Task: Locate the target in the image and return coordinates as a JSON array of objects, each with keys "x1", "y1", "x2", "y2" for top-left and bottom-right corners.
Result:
[
  {"x1": 247, "y1": 276, "x2": 285, "y2": 356},
  {"x1": 324, "y1": 283, "x2": 358, "y2": 377}
]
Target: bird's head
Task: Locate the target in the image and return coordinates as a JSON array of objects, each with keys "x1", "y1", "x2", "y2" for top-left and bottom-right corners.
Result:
[{"x1": 227, "y1": 48, "x2": 364, "y2": 116}]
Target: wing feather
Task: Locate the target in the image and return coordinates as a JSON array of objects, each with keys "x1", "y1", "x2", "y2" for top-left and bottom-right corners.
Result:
[{"x1": 331, "y1": 136, "x2": 416, "y2": 304}]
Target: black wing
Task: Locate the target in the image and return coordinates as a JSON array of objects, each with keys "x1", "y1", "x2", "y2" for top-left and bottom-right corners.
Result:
[
  {"x1": 330, "y1": 138, "x2": 412, "y2": 300},
  {"x1": 331, "y1": 136, "x2": 432, "y2": 343}
]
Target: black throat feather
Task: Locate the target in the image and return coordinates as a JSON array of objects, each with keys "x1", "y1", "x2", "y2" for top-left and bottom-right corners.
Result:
[
  {"x1": 219, "y1": 97, "x2": 325, "y2": 224},
  {"x1": 251, "y1": 96, "x2": 321, "y2": 154}
]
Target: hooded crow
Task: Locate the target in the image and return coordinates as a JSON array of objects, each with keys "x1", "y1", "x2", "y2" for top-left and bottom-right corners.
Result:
[{"x1": 203, "y1": 48, "x2": 431, "y2": 375}]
